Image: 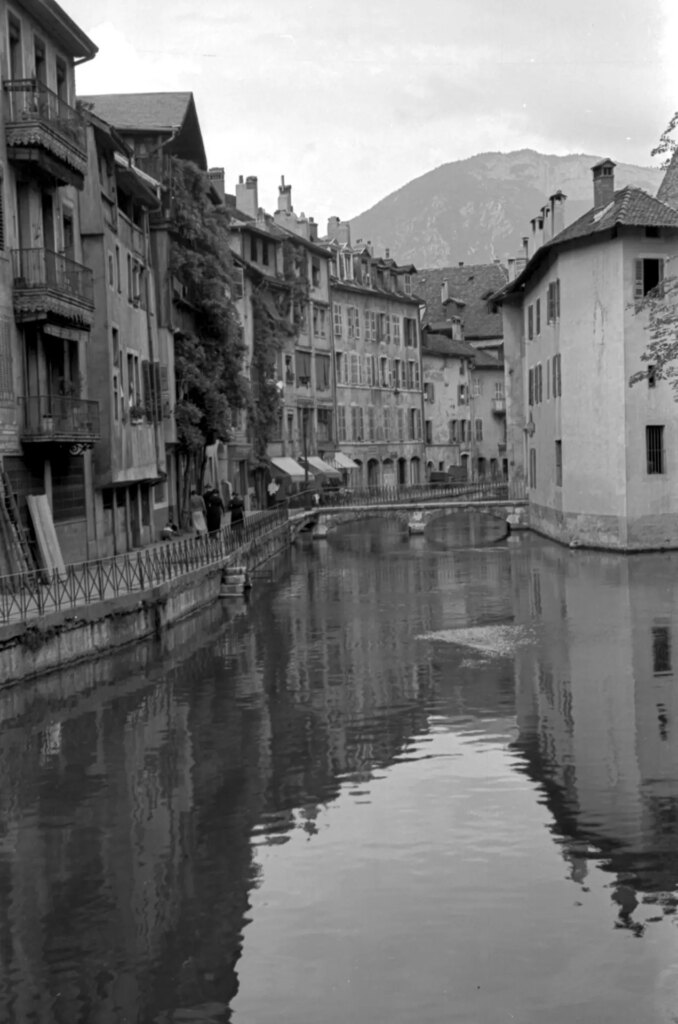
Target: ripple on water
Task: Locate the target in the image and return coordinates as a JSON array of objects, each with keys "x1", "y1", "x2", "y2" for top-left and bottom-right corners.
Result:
[{"x1": 417, "y1": 623, "x2": 536, "y2": 657}]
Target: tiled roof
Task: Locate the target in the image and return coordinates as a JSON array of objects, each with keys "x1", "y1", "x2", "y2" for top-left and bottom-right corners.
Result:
[
  {"x1": 415, "y1": 264, "x2": 508, "y2": 340},
  {"x1": 497, "y1": 186, "x2": 678, "y2": 300},
  {"x1": 79, "y1": 92, "x2": 194, "y2": 132},
  {"x1": 422, "y1": 331, "x2": 501, "y2": 367},
  {"x1": 548, "y1": 185, "x2": 678, "y2": 247}
]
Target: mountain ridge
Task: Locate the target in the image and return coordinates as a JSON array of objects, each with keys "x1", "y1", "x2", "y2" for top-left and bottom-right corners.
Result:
[{"x1": 349, "y1": 149, "x2": 665, "y2": 267}]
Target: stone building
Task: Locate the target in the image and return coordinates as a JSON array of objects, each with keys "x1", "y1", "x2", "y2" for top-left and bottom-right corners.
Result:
[
  {"x1": 77, "y1": 107, "x2": 168, "y2": 556},
  {"x1": 496, "y1": 160, "x2": 678, "y2": 550},
  {"x1": 0, "y1": 0, "x2": 98, "y2": 568},
  {"x1": 325, "y1": 220, "x2": 425, "y2": 487},
  {"x1": 227, "y1": 176, "x2": 336, "y2": 505},
  {"x1": 78, "y1": 92, "x2": 210, "y2": 522},
  {"x1": 422, "y1": 324, "x2": 507, "y2": 481}
]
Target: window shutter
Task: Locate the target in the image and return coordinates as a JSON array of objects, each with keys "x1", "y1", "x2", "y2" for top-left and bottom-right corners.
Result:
[
  {"x1": 528, "y1": 368, "x2": 534, "y2": 406},
  {"x1": 142, "y1": 360, "x2": 153, "y2": 416},
  {"x1": 634, "y1": 260, "x2": 645, "y2": 302},
  {"x1": 0, "y1": 318, "x2": 12, "y2": 402},
  {"x1": 555, "y1": 278, "x2": 560, "y2": 318},
  {"x1": 0, "y1": 173, "x2": 5, "y2": 252}
]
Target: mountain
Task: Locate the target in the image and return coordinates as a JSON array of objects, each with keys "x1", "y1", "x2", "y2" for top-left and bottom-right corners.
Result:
[{"x1": 349, "y1": 150, "x2": 664, "y2": 268}]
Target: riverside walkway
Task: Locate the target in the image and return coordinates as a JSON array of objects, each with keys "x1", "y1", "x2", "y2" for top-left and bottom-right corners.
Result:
[
  {"x1": 0, "y1": 482, "x2": 527, "y2": 627},
  {"x1": 0, "y1": 507, "x2": 288, "y2": 627}
]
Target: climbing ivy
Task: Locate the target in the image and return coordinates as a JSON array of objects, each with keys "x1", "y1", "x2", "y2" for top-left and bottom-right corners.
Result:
[
  {"x1": 169, "y1": 158, "x2": 246, "y2": 454},
  {"x1": 247, "y1": 238, "x2": 311, "y2": 459}
]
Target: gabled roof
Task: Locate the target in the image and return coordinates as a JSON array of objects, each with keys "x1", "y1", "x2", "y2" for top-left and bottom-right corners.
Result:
[
  {"x1": 415, "y1": 264, "x2": 508, "y2": 340},
  {"x1": 498, "y1": 186, "x2": 678, "y2": 300},
  {"x1": 422, "y1": 330, "x2": 501, "y2": 367},
  {"x1": 22, "y1": 0, "x2": 97, "y2": 59},
  {"x1": 78, "y1": 92, "x2": 207, "y2": 170}
]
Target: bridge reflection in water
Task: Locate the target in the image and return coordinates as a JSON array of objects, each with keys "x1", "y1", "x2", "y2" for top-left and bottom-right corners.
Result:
[{"x1": 0, "y1": 521, "x2": 676, "y2": 1021}]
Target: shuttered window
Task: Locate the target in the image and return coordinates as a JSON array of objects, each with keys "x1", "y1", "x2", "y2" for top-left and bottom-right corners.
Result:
[
  {"x1": 0, "y1": 168, "x2": 5, "y2": 251},
  {"x1": 0, "y1": 318, "x2": 13, "y2": 403}
]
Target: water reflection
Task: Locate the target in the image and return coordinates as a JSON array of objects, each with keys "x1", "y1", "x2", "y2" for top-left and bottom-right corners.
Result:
[
  {"x1": 2, "y1": 521, "x2": 678, "y2": 1020},
  {"x1": 508, "y1": 537, "x2": 678, "y2": 928}
]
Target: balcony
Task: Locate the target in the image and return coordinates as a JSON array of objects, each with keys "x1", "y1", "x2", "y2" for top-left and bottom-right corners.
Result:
[
  {"x1": 12, "y1": 249, "x2": 94, "y2": 329},
  {"x1": 20, "y1": 395, "x2": 100, "y2": 447},
  {"x1": 3, "y1": 79, "x2": 88, "y2": 187},
  {"x1": 492, "y1": 398, "x2": 506, "y2": 415}
]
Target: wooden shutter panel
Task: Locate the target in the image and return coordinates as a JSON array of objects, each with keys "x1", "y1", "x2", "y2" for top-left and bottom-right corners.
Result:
[
  {"x1": 528, "y1": 367, "x2": 534, "y2": 406},
  {"x1": 634, "y1": 260, "x2": 645, "y2": 302},
  {"x1": 142, "y1": 360, "x2": 153, "y2": 416},
  {"x1": 159, "y1": 364, "x2": 170, "y2": 417}
]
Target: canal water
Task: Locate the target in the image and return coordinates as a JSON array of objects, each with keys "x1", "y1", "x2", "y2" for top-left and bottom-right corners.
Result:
[{"x1": 2, "y1": 515, "x2": 678, "y2": 1022}]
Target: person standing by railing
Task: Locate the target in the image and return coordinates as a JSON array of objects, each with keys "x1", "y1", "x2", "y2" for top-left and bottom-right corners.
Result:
[{"x1": 228, "y1": 491, "x2": 245, "y2": 532}]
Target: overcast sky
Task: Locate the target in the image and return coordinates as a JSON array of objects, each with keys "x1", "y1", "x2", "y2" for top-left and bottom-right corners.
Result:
[{"x1": 65, "y1": 0, "x2": 678, "y2": 227}]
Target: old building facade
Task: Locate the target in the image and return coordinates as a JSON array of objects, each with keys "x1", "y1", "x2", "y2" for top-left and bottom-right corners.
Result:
[
  {"x1": 326, "y1": 220, "x2": 425, "y2": 487},
  {"x1": 497, "y1": 160, "x2": 678, "y2": 549},
  {"x1": 0, "y1": 0, "x2": 98, "y2": 569}
]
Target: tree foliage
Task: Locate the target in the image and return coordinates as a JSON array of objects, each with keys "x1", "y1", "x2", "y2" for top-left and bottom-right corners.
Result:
[
  {"x1": 651, "y1": 111, "x2": 678, "y2": 167},
  {"x1": 629, "y1": 273, "x2": 678, "y2": 397},
  {"x1": 247, "y1": 239, "x2": 311, "y2": 459},
  {"x1": 169, "y1": 158, "x2": 246, "y2": 453},
  {"x1": 630, "y1": 111, "x2": 678, "y2": 396}
]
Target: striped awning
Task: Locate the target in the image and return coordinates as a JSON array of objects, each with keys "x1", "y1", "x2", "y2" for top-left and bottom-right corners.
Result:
[
  {"x1": 269, "y1": 456, "x2": 306, "y2": 481},
  {"x1": 327, "y1": 451, "x2": 359, "y2": 470},
  {"x1": 301, "y1": 456, "x2": 342, "y2": 480}
]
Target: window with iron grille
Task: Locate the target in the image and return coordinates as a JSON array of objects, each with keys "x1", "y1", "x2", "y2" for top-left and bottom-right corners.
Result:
[{"x1": 647, "y1": 425, "x2": 665, "y2": 474}]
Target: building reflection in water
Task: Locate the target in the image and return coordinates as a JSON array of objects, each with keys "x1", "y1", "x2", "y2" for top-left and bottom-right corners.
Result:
[
  {"x1": 3, "y1": 516, "x2": 678, "y2": 1020},
  {"x1": 508, "y1": 535, "x2": 678, "y2": 933}
]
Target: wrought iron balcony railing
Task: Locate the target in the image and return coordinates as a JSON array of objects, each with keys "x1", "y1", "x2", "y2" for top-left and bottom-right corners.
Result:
[
  {"x1": 12, "y1": 248, "x2": 94, "y2": 307},
  {"x1": 3, "y1": 78, "x2": 86, "y2": 154},
  {"x1": 20, "y1": 395, "x2": 100, "y2": 442}
]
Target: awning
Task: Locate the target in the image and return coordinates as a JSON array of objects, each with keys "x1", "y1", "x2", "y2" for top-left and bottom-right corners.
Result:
[
  {"x1": 302, "y1": 456, "x2": 342, "y2": 480},
  {"x1": 270, "y1": 456, "x2": 307, "y2": 481},
  {"x1": 327, "y1": 451, "x2": 359, "y2": 470}
]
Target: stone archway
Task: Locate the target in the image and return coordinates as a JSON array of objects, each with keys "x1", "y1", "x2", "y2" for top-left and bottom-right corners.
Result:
[
  {"x1": 397, "y1": 457, "x2": 407, "y2": 485},
  {"x1": 382, "y1": 458, "x2": 395, "y2": 487},
  {"x1": 410, "y1": 456, "x2": 421, "y2": 483},
  {"x1": 367, "y1": 458, "x2": 380, "y2": 487}
]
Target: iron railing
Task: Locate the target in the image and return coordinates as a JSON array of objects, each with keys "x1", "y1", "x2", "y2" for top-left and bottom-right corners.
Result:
[
  {"x1": 286, "y1": 479, "x2": 527, "y2": 510},
  {"x1": 318, "y1": 479, "x2": 526, "y2": 507},
  {"x1": 0, "y1": 506, "x2": 288, "y2": 626},
  {"x1": 3, "y1": 78, "x2": 86, "y2": 153},
  {"x1": 20, "y1": 395, "x2": 100, "y2": 441},
  {"x1": 12, "y1": 248, "x2": 94, "y2": 307}
]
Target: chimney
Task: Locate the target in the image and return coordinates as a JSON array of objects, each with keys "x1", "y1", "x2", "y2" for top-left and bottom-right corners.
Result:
[
  {"x1": 592, "y1": 159, "x2": 616, "y2": 212},
  {"x1": 235, "y1": 174, "x2": 258, "y2": 218},
  {"x1": 208, "y1": 167, "x2": 225, "y2": 202},
  {"x1": 385, "y1": 248, "x2": 390, "y2": 259},
  {"x1": 507, "y1": 257, "x2": 516, "y2": 280},
  {"x1": 541, "y1": 204, "x2": 550, "y2": 242},
  {"x1": 308, "y1": 217, "x2": 318, "y2": 242},
  {"x1": 277, "y1": 175, "x2": 292, "y2": 213},
  {"x1": 327, "y1": 215, "x2": 341, "y2": 238},
  {"x1": 441, "y1": 280, "x2": 450, "y2": 304},
  {"x1": 549, "y1": 190, "x2": 567, "y2": 237},
  {"x1": 338, "y1": 221, "x2": 351, "y2": 246},
  {"x1": 522, "y1": 235, "x2": 529, "y2": 261}
]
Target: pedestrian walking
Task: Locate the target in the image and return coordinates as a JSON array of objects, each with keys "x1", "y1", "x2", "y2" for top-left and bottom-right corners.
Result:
[
  {"x1": 228, "y1": 491, "x2": 245, "y2": 531},
  {"x1": 205, "y1": 486, "x2": 224, "y2": 535},
  {"x1": 189, "y1": 488, "x2": 207, "y2": 535}
]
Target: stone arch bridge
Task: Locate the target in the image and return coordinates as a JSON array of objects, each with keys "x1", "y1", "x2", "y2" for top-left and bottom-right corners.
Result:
[{"x1": 290, "y1": 496, "x2": 528, "y2": 540}]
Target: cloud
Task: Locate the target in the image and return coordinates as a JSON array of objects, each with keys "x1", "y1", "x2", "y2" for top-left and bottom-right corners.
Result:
[{"x1": 67, "y1": 0, "x2": 676, "y2": 226}]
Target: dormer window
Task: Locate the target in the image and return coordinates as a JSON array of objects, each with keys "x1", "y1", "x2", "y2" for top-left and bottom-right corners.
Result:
[{"x1": 403, "y1": 274, "x2": 412, "y2": 296}]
